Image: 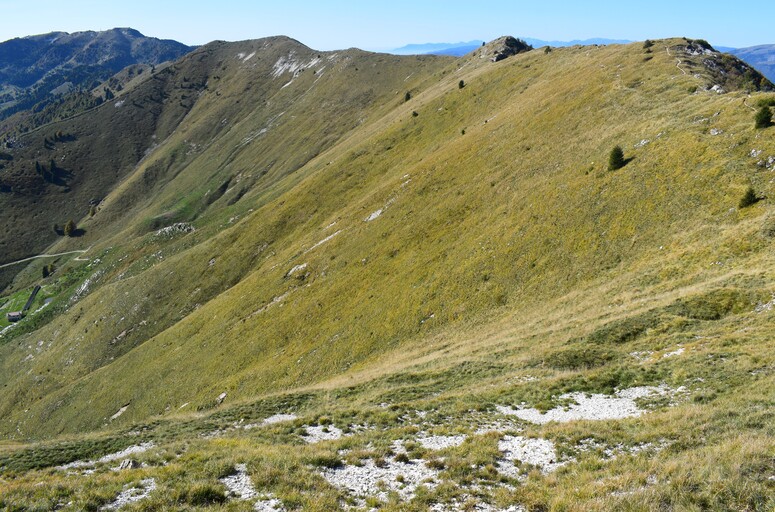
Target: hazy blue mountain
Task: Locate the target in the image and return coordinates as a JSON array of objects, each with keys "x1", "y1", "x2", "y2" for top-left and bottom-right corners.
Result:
[
  {"x1": 391, "y1": 37, "x2": 632, "y2": 57},
  {"x1": 728, "y1": 45, "x2": 775, "y2": 82},
  {"x1": 391, "y1": 41, "x2": 484, "y2": 55}
]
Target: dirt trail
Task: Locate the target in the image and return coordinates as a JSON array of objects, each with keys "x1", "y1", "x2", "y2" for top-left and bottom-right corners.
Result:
[{"x1": 0, "y1": 248, "x2": 91, "y2": 269}]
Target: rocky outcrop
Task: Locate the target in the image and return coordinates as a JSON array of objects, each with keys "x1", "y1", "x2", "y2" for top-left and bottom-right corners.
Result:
[{"x1": 485, "y1": 36, "x2": 533, "y2": 62}]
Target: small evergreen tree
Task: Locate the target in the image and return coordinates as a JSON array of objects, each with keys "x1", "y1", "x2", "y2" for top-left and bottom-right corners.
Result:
[
  {"x1": 608, "y1": 145, "x2": 626, "y2": 170},
  {"x1": 404, "y1": 91, "x2": 411, "y2": 102},
  {"x1": 755, "y1": 106, "x2": 773, "y2": 129},
  {"x1": 739, "y1": 186, "x2": 759, "y2": 208},
  {"x1": 458, "y1": 80, "x2": 465, "y2": 89},
  {"x1": 643, "y1": 39, "x2": 654, "y2": 49},
  {"x1": 64, "y1": 219, "x2": 76, "y2": 237}
]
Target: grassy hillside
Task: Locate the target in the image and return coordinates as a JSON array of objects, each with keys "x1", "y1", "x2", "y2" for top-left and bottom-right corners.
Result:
[{"x1": 0, "y1": 37, "x2": 774, "y2": 510}]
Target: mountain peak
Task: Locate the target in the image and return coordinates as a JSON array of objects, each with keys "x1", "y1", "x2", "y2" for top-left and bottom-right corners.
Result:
[{"x1": 481, "y1": 35, "x2": 533, "y2": 62}]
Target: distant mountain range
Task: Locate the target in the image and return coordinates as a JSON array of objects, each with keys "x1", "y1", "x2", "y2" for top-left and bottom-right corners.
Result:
[
  {"x1": 728, "y1": 45, "x2": 775, "y2": 82},
  {"x1": 0, "y1": 28, "x2": 192, "y2": 120},
  {"x1": 391, "y1": 38, "x2": 633, "y2": 57}
]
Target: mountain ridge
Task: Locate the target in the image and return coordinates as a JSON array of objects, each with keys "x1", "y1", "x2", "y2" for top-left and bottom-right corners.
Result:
[
  {"x1": 0, "y1": 34, "x2": 773, "y2": 511},
  {"x1": 0, "y1": 27, "x2": 193, "y2": 121}
]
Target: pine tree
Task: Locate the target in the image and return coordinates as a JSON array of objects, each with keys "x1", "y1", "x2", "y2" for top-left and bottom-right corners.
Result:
[
  {"x1": 64, "y1": 219, "x2": 76, "y2": 237},
  {"x1": 739, "y1": 186, "x2": 759, "y2": 208},
  {"x1": 755, "y1": 106, "x2": 772, "y2": 129},
  {"x1": 608, "y1": 145, "x2": 626, "y2": 170}
]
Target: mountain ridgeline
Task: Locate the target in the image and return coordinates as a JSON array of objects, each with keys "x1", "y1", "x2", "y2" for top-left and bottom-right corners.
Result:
[
  {"x1": 0, "y1": 34, "x2": 774, "y2": 511},
  {"x1": 0, "y1": 28, "x2": 192, "y2": 124}
]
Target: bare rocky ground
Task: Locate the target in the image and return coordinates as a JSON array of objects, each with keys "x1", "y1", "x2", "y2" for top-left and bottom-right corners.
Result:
[{"x1": 78, "y1": 384, "x2": 687, "y2": 510}]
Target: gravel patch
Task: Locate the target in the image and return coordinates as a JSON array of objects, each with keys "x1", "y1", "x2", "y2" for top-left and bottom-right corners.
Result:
[
  {"x1": 497, "y1": 436, "x2": 565, "y2": 478},
  {"x1": 662, "y1": 347, "x2": 685, "y2": 358},
  {"x1": 303, "y1": 425, "x2": 344, "y2": 443},
  {"x1": 576, "y1": 438, "x2": 671, "y2": 459},
  {"x1": 244, "y1": 413, "x2": 299, "y2": 429},
  {"x1": 430, "y1": 500, "x2": 525, "y2": 512},
  {"x1": 417, "y1": 434, "x2": 467, "y2": 450},
  {"x1": 58, "y1": 443, "x2": 155, "y2": 470},
  {"x1": 321, "y1": 454, "x2": 439, "y2": 501},
  {"x1": 254, "y1": 497, "x2": 285, "y2": 511},
  {"x1": 221, "y1": 464, "x2": 257, "y2": 499},
  {"x1": 101, "y1": 478, "x2": 156, "y2": 510},
  {"x1": 497, "y1": 385, "x2": 681, "y2": 424}
]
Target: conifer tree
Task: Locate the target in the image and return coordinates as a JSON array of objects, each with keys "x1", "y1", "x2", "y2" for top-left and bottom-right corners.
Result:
[
  {"x1": 608, "y1": 145, "x2": 626, "y2": 170},
  {"x1": 755, "y1": 106, "x2": 772, "y2": 129}
]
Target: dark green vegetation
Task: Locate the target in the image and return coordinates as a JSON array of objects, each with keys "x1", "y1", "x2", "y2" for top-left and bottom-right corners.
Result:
[
  {"x1": 0, "y1": 36, "x2": 774, "y2": 510},
  {"x1": 755, "y1": 105, "x2": 773, "y2": 128},
  {"x1": 608, "y1": 145, "x2": 626, "y2": 170},
  {"x1": 0, "y1": 28, "x2": 191, "y2": 123}
]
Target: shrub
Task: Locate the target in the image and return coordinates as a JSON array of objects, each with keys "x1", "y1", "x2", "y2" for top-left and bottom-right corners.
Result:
[
  {"x1": 404, "y1": 91, "x2": 411, "y2": 102},
  {"x1": 643, "y1": 39, "x2": 654, "y2": 49},
  {"x1": 608, "y1": 145, "x2": 626, "y2": 170},
  {"x1": 754, "y1": 106, "x2": 772, "y2": 129},
  {"x1": 739, "y1": 186, "x2": 759, "y2": 208},
  {"x1": 458, "y1": 80, "x2": 465, "y2": 89},
  {"x1": 544, "y1": 46, "x2": 552, "y2": 54},
  {"x1": 63, "y1": 219, "x2": 76, "y2": 237},
  {"x1": 544, "y1": 347, "x2": 614, "y2": 370},
  {"x1": 757, "y1": 97, "x2": 775, "y2": 107}
]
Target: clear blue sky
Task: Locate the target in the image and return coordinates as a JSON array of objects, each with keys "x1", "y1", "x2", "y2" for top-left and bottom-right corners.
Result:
[{"x1": 0, "y1": 0, "x2": 772, "y2": 50}]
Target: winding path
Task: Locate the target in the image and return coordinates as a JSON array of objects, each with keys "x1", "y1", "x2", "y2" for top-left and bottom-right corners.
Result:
[{"x1": 0, "y1": 248, "x2": 90, "y2": 269}]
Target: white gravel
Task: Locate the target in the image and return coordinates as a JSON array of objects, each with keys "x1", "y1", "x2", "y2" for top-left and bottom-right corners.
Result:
[
  {"x1": 321, "y1": 455, "x2": 439, "y2": 501},
  {"x1": 430, "y1": 502, "x2": 525, "y2": 512},
  {"x1": 254, "y1": 497, "x2": 285, "y2": 511},
  {"x1": 251, "y1": 413, "x2": 299, "y2": 427},
  {"x1": 497, "y1": 385, "x2": 681, "y2": 424},
  {"x1": 100, "y1": 478, "x2": 156, "y2": 510},
  {"x1": 221, "y1": 464, "x2": 257, "y2": 499},
  {"x1": 365, "y1": 209, "x2": 383, "y2": 222},
  {"x1": 662, "y1": 347, "x2": 685, "y2": 358},
  {"x1": 302, "y1": 425, "x2": 344, "y2": 443},
  {"x1": 58, "y1": 443, "x2": 155, "y2": 470},
  {"x1": 497, "y1": 436, "x2": 564, "y2": 478},
  {"x1": 417, "y1": 434, "x2": 467, "y2": 450}
]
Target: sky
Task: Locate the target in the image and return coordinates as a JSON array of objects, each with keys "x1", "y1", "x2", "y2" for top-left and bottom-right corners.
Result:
[{"x1": 0, "y1": 0, "x2": 772, "y2": 51}]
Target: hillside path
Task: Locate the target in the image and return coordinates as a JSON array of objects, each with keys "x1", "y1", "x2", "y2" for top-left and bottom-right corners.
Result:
[{"x1": 0, "y1": 248, "x2": 91, "y2": 269}]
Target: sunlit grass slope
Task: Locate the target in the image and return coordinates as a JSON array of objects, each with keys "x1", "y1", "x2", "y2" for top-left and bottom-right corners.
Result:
[
  {"x1": 0, "y1": 36, "x2": 773, "y2": 511},
  {"x1": 0, "y1": 37, "x2": 773, "y2": 437}
]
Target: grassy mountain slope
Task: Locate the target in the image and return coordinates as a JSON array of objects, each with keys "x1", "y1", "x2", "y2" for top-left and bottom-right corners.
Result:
[
  {"x1": 0, "y1": 28, "x2": 192, "y2": 121},
  {"x1": 0, "y1": 38, "x2": 774, "y2": 510}
]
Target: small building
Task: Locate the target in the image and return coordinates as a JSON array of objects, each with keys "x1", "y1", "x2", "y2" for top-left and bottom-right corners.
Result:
[{"x1": 7, "y1": 311, "x2": 23, "y2": 322}]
